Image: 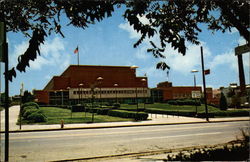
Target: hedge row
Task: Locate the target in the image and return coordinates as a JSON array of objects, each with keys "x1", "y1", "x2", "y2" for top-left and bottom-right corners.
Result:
[
  {"x1": 167, "y1": 99, "x2": 201, "y2": 106},
  {"x1": 119, "y1": 108, "x2": 145, "y2": 112},
  {"x1": 213, "y1": 110, "x2": 249, "y2": 117},
  {"x1": 108, "y1": 110, "x2": 148, "y2": 120},
  {"x1": 21, "y1": 102, "x2": 47, "y2": 123}
]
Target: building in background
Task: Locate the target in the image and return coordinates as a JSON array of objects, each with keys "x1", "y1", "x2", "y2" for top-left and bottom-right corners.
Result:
[
  {"x1": 151, "y1": 81, "x2": 219, "y2": 105},
  {"x1": 151, "y1": 81, "x2": 202, "y2": 102},
  {"x1": 34, "y1": 65, "x2": 150, "y2": 105},
  {"x1": 220, "y1": 83, "x2": 250, "y2": 107}
]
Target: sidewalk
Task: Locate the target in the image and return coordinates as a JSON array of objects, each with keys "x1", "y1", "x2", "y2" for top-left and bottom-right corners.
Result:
[{"x1": 0, "y1": 106, "x2": 249, "y2": 132}]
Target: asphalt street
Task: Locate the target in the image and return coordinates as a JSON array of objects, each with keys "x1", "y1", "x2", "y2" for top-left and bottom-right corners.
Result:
[{"x1": 0, "y1": 121, "x2": 249, "y2": 161}]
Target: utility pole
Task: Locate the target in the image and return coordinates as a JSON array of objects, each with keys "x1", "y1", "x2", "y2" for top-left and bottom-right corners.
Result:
[
  {"x1": 235, "y1": 43, "x2": 250, "y2": 95},
  {"x1": 0, "y1": 21, "x2": 9, "y2": 162},
  {"x1": 200, "y1": 46, "x2": 209, "y2": 122}
]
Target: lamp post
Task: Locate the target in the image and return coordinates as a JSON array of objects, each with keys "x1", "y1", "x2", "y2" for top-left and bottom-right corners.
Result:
[
  {"x1": 97, "y1": 77, "x2": 103, "y2": 108},
  {"x1": 54, "y1": 91, "x2": 57, "y2": 105},
  {"x1": 191, "y1": 70, "x2": 199, "y2": 115},
  {"x1": 79, "y1": 83, "x2": 83, "y2": 105},
  {"x1": 130, "y1": 65, "x2": 139, "y2": 120},
  {"x1": 114, "y1": 84, "x2": 118, "y2": 103},
  {"x1": 141, "y1": 78, "x2": 146, "y2": 110},
  {"x1": 60, "y1": 89, "x2": 63, "y2": 106},
  {"x1": 67, "y1": 87, "x2": 72, "y2": 119},
  {"x1": 90, "y1": 85, "x2": 95, "y2": 123}
]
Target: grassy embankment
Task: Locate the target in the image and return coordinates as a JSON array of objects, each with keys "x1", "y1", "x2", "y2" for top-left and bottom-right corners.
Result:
[
  {"x1": 121, "y1": 103, "x2": 250, "y2": 117},
  {"x1": 20, "y1": 103, "x2": 249, "y2": 125},
  {"x1": 21, "y1": 106, "x2": 131, "y2": 125}
]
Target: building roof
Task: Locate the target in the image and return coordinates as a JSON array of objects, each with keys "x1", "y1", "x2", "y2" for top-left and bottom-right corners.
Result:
[{"x1": 43, "y1": 65, "x2": 147, "y2": 91}]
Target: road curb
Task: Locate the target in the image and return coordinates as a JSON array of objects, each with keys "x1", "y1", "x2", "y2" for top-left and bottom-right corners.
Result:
[{"x1": 1, "y1": 119, "x2": 249, "y2": 133}]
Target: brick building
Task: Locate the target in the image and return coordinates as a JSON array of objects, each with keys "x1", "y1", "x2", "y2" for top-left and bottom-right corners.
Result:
[
  {"x1": 34, "y1": 65, "x2": 150, "y2": 105},
  {"x1": 152, "y1": 81, "x2": 202, "y2": 102}
]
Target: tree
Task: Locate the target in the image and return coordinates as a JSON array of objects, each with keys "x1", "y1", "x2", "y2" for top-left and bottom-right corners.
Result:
[
  {"x1": 219, "y1": 92, "x2": 228, "y2": 111},
  {"x1": 21, "y1": 90, "x2": 34, "y2": 103},
  {"x1": 0, "y1": 0, "x2": 249, "y2": 80}
]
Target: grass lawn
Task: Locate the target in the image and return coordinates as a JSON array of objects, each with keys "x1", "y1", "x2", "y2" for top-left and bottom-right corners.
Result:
[
  {"x1": 21, "y1": 107, "x2": 132, "y2": 125},
  {"x1": 121, "y1": 103, "x2": 250, "y2": 117}
]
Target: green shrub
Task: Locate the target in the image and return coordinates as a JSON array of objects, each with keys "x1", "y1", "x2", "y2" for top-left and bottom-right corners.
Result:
[
  {"x1": 23, "y1": 108, "x2": 37, "y2": 119},
  {"x1": 20, "y1": 102, "x2": 39, "y2": 115},
  {"x1": 220, "y1": 93, "x2": 228, "y2": 110},
  {"x1": 128, "y1": 102, "x2": 137, "y2": 105},
  {"x1": 120, "y1": 108, "x2": 145, "y2": 112},
  {"x1": 27, "y1": 112, "x2": 47, "y2": 122},
  {"x1": 21, "y1": 102, "x2": 39, "y2": 109},
  {"x1": 21, "y1": 106, "x2": 37, "y2": 117},
  {"x1": 88, "y1": 108, "x2": 100, "y2": 113},
  {"x1": 108, "y1": 110, "x2": 148, "y2": 120},
  {"x1": 71, "y1": 105, "x2": 84, "y2": 112},
  {"x1": 165, "y1": 143, "x2": 249, "y2": 161},
  {"x1": 167, "y1": 99, "x2": 201, "y2": 106},
  {"x1": 97, "y1": 108, "x2": 110, "y2": 115},
  {"x1": 113, "y1": 103, "x2": 120, "y2": 109}
]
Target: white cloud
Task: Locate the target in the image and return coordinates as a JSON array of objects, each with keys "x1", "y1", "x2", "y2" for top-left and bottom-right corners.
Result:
[
  {"x1": 209, "y1": 37, "x2": 249, "y2": 73},
  {"x1": 118, "y1": 22, "x2": 141, "y2": 39},
  {"x1": 164, "y1": 42, "x2": 212, "y2": 75},
  {"x1": 119, "y1": 21, "x2": 213, "y2": 75},
  {"x1": 118, "y1": 20, "x2": 249, "y2": 88},
  {"x1": 10, "y1": 37, "x2": 70, "y2": 71},
  {"x1": 209, "y1": 50, "x2": 238, "y2": 71}
]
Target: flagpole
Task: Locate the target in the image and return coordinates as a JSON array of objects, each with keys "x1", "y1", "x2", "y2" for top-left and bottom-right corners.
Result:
[
  {"x1": 77, "y1": 50, "x2": 79, "y2": 66},
  {"x1": 77, "y1": 47, "x2": 79, "y2": 66}
]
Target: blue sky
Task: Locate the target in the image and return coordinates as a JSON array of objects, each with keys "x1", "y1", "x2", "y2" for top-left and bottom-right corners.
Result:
[{"x1": 2, "y1": 7, "x2": 250, "y2": 96}]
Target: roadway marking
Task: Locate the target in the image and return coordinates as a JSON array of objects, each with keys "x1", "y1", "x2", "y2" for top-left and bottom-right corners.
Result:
[
  {"x1": 8, "y1": 124, "x2": 241, "y2": 141},
  {"x1": 135, "y1": 132, "x2": 223, "y2": 141}
]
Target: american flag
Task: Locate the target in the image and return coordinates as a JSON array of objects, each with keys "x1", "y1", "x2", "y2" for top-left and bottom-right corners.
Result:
[{"x1": 74, "y1": 46, "x2": 79, "y2": 54}]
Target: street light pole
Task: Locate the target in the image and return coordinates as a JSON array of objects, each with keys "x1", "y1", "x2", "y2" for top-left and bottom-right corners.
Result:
[
  {"x1": 79, "y1": 83, "x2": 83, "y2": 105},
  {"x1": 54, "y1": 91, "x2": 57, "y2": 105},
  {"x1": 141, "y1": 79, "x2": 146, "y2": 110},
  {"x1": 191, "y1": 70, "x2": 198, "y2": 115},
  {"x1": 130, "y1": 65, "x2": 139, "y2": 120},
  {"x1": 60, "y1": 89, "x2": 63, "y2": 106},
  {"x1": 201, "y1": 46, "x2": 209, "y2": 122},
  {"x1": 67, "y1": 87, "x2": 72, "y2": 119},
  {"x1": 97, "y1": 77, "x2": 103, "y2": 108},
  {"x1": 114, "y1": 84, "x2": 118, "y2": 103}
]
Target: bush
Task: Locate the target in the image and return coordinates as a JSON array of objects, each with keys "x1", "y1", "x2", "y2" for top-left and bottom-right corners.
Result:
[
  {"x1": 105, "y1": 102, "x2": 113, "y2": 106},
  {"x1": 120, "y1": 108, "x2": 145, "y2": 112},
  {"x1": 112, "y1": 103, "x2": 120, "y2": 109},
  {"x1": 167, "y1": 99, "x2": 201, "y2": 106},
  {"x1": 21, "y1": 102, "x2": 39, "y2": 110},
  {"x1": 21, "y1": 105, "x2": 38, "y2": 117},
  {"x1": 165, "y1": 143, "x2": 249, "y2": 161},
  {"x1": 27, "y1": 112, "x2": 47, "y2": 122},
  {"x1": 88, "y1": 108, "x2": 100, "y2": 113},
  {"x1": 220, "y1": 93, "x2": 228, "y2": 110},
  {"x1": 97, "y1": 108, "x2": 110, "y2": 115},
  {"x1": 23, "y1": 108, "x2": 37, "y2": 119},
  {"x1": 108, "y1": 110, "x2": 148, "y2": 120},
  {"x1": 72, "y1": 105, "x2": 85, "y2": 112}
]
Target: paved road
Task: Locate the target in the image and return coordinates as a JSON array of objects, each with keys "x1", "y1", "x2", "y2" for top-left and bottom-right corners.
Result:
[{"x1": 0, "y1": 121, "x2": 248, "y2": 161}]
